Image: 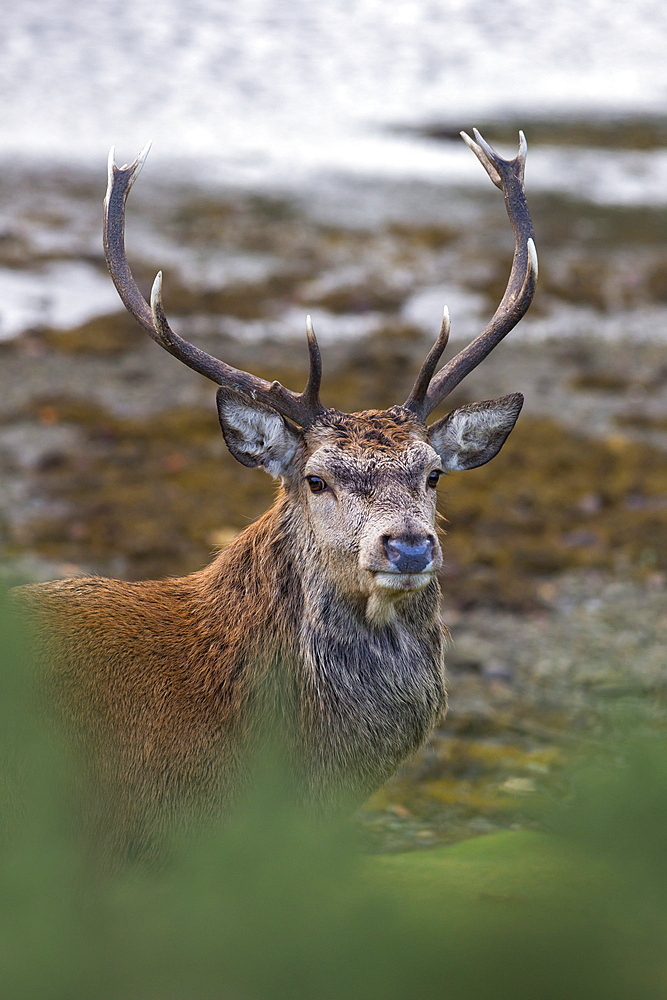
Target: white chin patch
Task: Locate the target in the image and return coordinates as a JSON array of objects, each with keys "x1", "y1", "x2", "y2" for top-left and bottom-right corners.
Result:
[
  {"x1": 372, "y1": 571, "x2": 432, "y2": 594},
  {"x1": 365, "y1": 573, "x2": 432, "y2": 625}
]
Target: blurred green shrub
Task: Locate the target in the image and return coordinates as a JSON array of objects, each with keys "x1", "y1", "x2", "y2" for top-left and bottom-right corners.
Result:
[{"x1": 1, "y1": 583, "x2": 666, "y2": 1000}]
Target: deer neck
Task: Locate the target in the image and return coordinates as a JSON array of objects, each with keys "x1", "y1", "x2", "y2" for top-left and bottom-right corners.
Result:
[
  {"x1": 199, "y1": 493, "x2": 300, "y2": 638},
  {"x1": 196, "y1": 490, "x2": 446, "y2": 802}
]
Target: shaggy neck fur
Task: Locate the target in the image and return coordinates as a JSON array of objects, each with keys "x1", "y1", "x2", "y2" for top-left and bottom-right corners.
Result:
[{"x1": 199, "y1": 489, "x2": 447, "y2": 807}]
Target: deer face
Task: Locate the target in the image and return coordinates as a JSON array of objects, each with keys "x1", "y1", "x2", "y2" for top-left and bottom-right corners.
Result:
[
  {"x1": 216, "y1": 390, "x2": 522, "y2": 618},
  {"x1": 300, "y1": 410, "x2": 442, "y2": 604}
]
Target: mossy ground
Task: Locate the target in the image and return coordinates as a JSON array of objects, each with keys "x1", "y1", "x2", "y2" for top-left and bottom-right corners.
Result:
[{"x1": 1, "y1": 166, "x2": 666, "y2": 851}]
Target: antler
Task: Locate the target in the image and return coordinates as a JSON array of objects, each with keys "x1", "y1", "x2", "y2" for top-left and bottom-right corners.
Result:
[
  {"x1": 103, "y1": 145, "x2": 325, "y2": 428},
  {"x1": 403, "y1": 129, "x2": 538, "y2": 421}
]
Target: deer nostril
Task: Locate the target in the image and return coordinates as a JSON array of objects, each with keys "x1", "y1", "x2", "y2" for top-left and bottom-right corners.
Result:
[{"x1": 383, "y1": 535, "x2": 434, "y2": 574}]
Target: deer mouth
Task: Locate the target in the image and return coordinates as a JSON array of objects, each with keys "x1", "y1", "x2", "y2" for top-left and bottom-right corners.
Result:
[
  {"x1": 371, "y1": 569, "x2": 435, "y2": 594},
  {"x1": 361, "y1": 534, "x2": 440, "y2": 595}
]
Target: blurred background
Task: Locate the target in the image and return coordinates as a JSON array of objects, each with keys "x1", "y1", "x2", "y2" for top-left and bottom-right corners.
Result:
[{"x1": 0, "y1": 0, "x2": 666, "y2": 849}]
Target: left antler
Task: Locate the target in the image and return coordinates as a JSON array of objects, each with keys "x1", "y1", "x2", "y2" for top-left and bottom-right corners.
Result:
[
  {"x1": 103, "y1": 144, "x2": 326, "y2": 428},
  {"x1": 403, "y1": 129, "x2": 538, "y2": 421}
]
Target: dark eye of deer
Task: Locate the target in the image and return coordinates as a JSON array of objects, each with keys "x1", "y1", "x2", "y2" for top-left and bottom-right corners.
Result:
[
  {"x1": 306, "y1": 475, "x2": 327, "y2": 494},
  {"x1": 427, "y1": 470, "x2": 442, "y2": 489}
]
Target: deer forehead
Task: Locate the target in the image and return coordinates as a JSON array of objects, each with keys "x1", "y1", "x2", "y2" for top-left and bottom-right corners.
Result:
[
  {"x1": 306, "y1": 408, "x2": 428, "y2": 451},
  {"x1": 303, "y1": 411, "x2": 437, "y2": 491}
]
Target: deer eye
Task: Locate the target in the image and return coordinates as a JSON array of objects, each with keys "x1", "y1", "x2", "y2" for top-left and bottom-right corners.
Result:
[
  {"x1": 306, "y1": 475, "x2": 328, "y2": 494},
  {"x1": 427, "y1": 470, "x2": 442, "y2": 489}
]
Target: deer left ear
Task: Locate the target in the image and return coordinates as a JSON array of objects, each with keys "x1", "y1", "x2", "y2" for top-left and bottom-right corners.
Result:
[{"x1": 428, "y1": 393, "x2": 523, "y2": 471}]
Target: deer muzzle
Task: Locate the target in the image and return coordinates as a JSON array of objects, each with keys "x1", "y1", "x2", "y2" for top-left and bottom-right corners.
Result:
[
  {"x1": 359, "y1": 528, "x2": 441, "y2": 595},
  {"x1": 383, "y1": 535, "x2": 435, "y2": 574}
]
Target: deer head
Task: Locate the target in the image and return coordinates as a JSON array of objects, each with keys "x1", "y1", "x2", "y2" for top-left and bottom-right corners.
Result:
[{"x1": 104, "y1": 130, "x2": 537, "y2": 621}]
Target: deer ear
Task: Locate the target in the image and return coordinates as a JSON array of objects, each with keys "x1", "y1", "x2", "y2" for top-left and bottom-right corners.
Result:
[
  {"x1": 428, "y1": 393, "x2": 523, "y2": 471},
  {"x1": 216, "y1": 387, "x2": 303, "y2": 479}
]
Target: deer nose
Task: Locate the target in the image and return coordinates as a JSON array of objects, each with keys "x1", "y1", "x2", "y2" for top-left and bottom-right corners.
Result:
[{"x1": 383, "y1": 535, "x2": 434, "y2": 574}]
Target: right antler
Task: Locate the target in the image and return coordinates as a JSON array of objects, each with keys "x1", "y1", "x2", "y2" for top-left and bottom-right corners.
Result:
[
  {"x1": 403, "y1": 129, "x2": 538, "y2": 421},
  {"x1": 103, "y1": 145, "x2": 325, "y2": 428}
]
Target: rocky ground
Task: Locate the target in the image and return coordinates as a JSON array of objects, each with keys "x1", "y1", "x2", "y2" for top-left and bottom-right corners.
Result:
[{"x1": 0, "y1": 160, "x2": 665, "y2": 849}]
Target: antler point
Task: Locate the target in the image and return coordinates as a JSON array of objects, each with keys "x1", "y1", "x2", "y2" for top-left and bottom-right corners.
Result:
[
  {"x1": 104, "y1": 147, "x2": 117, "y2": 209},
  {"x1": 150, "y1": 271, "x2": 163, "y2": 311},
  {"x1": 460, "y1": 130, "x2": 476, "y2": 152},
  {"x1": 136, "y1": 140, "x2": 152, "y2": 171},
  {"x1": 440, "y1": 305, "x2": 451, "y2": 340},
  {"x1": 306, "y1": 313, "x2": 319, "y2": 346},
  {"x1": 527, "y1": 237, "x2": 538, "y2": 279}
]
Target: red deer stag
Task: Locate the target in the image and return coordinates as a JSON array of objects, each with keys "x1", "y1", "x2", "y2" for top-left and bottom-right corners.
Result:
[{"x1": 22, "y1": 130, "x2": 537, "y2": 861}]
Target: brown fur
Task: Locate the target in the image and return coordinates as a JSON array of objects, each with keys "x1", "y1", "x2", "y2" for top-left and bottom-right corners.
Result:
[
  {"x1": 18, "y1": 397, "x2": 522, "y2": 863},
  {"x1": 309, "y1": 407, "x2": 427, "y2": 453}
]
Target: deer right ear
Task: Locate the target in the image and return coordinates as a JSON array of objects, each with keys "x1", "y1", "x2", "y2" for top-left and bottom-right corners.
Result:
[
  {"x1": 428, "y1": 393, "x2": 523, "y2": 471},
  {"x1": 216, "y1": 387, "x2": 303, "y2": 479}
]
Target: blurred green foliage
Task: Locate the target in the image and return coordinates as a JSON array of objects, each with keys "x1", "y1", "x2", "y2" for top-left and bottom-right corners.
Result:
[{"x1": 1, "y1": 583, "x2": 666, "y2": 1000}]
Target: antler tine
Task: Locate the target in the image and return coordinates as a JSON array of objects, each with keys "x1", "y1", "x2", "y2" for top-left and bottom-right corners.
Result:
[
  {"x1": 302, "y1": 315, "x2": 323, "y2": 411},
  {"x1": 402, "y1": 307, "x2": 450, "y2": 414},
  {"x1": 104, "y1": 143, "x2": 155, "y2": 338},
  {"x1": 403, "y1": 130, "x2": 537, "y2": 421},
  {"x1": 148, "y1": 271, "x2": 268, "y2": 395},
  {"x1": 104, "y1": 145, "x2": 324, "y2": 428}
]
